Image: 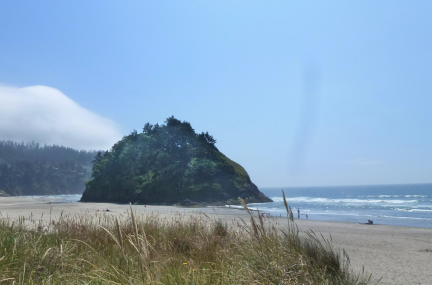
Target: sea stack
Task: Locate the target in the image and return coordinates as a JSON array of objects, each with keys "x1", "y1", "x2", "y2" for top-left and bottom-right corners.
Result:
[{"x1": 80, "y1": 116, "x2": 272, "y2": 205}]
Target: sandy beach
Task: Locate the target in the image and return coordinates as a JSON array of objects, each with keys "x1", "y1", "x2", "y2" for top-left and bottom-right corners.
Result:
[{"x1": 0, "y1": 196, "x2": 431, "y2": 285}]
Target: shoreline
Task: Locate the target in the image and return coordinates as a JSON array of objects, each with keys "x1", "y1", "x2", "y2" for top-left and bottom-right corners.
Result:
[
  {"x1": 0, "y1": 197, "x2": 431, "y2": 284},
  {"x1": 5, "y1": 194, "x2": 432, "y2": 229}
]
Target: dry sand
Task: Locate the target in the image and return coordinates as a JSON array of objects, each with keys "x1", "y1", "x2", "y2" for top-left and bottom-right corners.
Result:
[{"x1": 1, "y1": 196, "x2": 431, "y2": 285}]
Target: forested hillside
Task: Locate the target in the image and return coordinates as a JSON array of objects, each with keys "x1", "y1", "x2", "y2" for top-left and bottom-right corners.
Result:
[
  {"x1": 81, "y1": 116, "x2": 271, "y2": 205},
  {"x1": 0, "y1": 141, "x2": 98, "y2": 196}
]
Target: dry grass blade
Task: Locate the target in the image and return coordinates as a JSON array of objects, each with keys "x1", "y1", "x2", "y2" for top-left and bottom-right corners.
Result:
[
  {"x1": 239, "y1": 198, "x2": 260, "y2": 239},
  {"x1": 129, "y1": 203, "x2": 142, "y2": 255},
  {"x1": 140, "y1": 222, "x2": 149, "y2": 259},
  {"x1": 100, "y1": 226, "x2": 121, "y2": 249},
  {"x1": 257, "y1": 209, "x2": 265, "y2": 233},
  {"x1": 282, "y1": 189, "x2": 289, "y2": 213},
  {"x1": 282, "y1": 189, "x2": 294, "y2": 222},
  {"x1": 289, "y1": 206, "x2": 294, "y2": 222},
  {"x1": 70, "y1": 239, "x2": 98, "y2": 253},
  {"x1": 115, "y1": 217, "x2": 125, "y2": 258},
  {"x1": 239, "y1": 197, "x2": 251, "y2": 214},
  {"x1": 41, "y1": 248, "x2": 52, "y2": 261}
]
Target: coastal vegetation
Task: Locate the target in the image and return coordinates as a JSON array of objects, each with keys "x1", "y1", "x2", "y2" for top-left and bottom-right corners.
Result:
[
  {"x1": 0, "y1": 140, "x2": 97, "y2": 196},
  {"x1": 0, "y1": 200, "x2": 367, "y2": 284},
  {"x1": 81, "y1": 116, "x2": 271, "y2": 205}
]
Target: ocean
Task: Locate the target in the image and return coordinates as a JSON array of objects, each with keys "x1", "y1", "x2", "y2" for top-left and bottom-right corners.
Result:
[
  {"x1": 17, "y1": 194, "x2": 82, "y2": 203},
  {"x1": 247, "y1": 184, "x2": 432, "y2": 228},
  {"x1": 15, "y1": 184, "x2": 432, "y2": 228}
]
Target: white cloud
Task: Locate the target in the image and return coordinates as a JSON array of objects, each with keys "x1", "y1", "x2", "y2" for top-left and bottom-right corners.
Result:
[
  {"x1": 345, "y1": 159, "x2": 383, "y2": 166},
  {"x1": 0, "y1": 84, "x2": 122, "y2": 150}
]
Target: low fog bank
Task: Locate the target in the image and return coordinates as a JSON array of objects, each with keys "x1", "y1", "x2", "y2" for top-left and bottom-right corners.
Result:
[{"x1": 0, "y1": 85, "x2": 122, "y2": 150}]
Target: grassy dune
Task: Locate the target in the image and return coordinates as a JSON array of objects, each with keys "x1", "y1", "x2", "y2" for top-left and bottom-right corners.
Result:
[{"x1": 0, "y1": 200, "x2": 372, "y2": 284}]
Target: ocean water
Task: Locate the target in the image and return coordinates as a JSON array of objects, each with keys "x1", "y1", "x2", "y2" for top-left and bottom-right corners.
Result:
[
  {"x1": 17, "y1": 194, "x2": 82, "y2": 203},
  {"x1": 248, "y1": 184, "x2": 432, "y2": 228},
  {"x1": 14, "y1": 185, "x2": 432, "y2": 228}
]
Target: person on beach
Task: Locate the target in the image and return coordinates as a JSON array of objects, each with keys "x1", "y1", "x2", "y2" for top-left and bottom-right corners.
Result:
[{"x1": 297, "y1": 208, "x2": 300, "y2": 218}]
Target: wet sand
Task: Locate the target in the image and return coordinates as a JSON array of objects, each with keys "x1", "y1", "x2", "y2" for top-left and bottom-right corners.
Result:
[{"x1": 0, "y1": 196, "x2": 431, "y2": 284}]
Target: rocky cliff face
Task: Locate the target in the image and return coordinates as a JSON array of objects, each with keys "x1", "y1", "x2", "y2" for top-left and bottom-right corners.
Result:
[{"x1": 80, "y1": 117, "x2": 272, "y2": 205}]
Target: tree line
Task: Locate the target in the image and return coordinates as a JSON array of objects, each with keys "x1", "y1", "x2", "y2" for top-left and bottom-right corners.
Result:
[{"x1": 0, "y1": 140, "x2": 98, "y2": 196}]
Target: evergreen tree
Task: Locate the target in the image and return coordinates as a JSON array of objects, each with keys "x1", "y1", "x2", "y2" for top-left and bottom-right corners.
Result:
[{"x1": 0, "y1": 140, "x2": 98, "y2": 195}]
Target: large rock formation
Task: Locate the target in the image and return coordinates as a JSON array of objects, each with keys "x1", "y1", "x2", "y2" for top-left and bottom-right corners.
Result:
[{"x1": 80, "y1": 117, "x2": 272, "y2": 205}]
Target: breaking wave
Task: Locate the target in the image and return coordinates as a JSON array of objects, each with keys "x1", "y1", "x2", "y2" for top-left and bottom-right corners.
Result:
[{"x1": 269, "y1": 196, "x2": 421, "y2": 205}]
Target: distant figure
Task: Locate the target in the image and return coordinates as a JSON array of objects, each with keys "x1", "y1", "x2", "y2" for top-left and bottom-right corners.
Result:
[
  {"x1": 144, "y1": 205, "x2": 146, "y2": 207},
  {"x1": 366, "y1": 220, "x2": 373, "y2": 224},
  {"x1": 297, "y1": 208, "x2": 300, "y2": 218},
  {"x1": 306, "y1": 214, "x2": 308, "y2": 219}
]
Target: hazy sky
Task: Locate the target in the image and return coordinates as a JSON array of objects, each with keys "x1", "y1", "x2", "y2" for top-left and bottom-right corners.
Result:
[{"x1": 0, "y1": 1, "x2": 431, "y2": 187}]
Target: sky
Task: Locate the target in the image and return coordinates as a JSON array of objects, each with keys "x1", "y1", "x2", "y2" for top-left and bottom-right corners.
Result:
[{"x1": 0, "y1": 1, "x2": 431, "y2": 187}]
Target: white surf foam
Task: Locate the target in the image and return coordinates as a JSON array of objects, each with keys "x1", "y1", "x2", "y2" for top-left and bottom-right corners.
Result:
[{"x1": 269, "y1": 196, "x2": 419, "y2": 205}]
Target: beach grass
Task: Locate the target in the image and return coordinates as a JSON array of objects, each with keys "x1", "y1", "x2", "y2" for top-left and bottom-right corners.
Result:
[{"x1": 0, "y1": 200, "x2": 372, "y2": 284}]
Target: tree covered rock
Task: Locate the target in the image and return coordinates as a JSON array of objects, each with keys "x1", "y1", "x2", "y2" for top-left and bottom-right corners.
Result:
[{"x1": 80, "y1": 117, "x2": 272, "y2": 205}]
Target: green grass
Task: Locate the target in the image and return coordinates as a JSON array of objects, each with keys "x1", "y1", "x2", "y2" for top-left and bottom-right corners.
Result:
[{"x1": 0, "y1": 200, "x2": 373, "y2": 284}]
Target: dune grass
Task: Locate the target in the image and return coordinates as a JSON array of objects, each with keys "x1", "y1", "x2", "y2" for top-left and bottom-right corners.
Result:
[{"x1": 0, "y1": 199, "x2": 373, "y2": 284}]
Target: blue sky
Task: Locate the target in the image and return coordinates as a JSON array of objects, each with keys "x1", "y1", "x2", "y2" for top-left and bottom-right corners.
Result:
[{"x1": 0, "y1": 1, "x2": 431, "y2": 187}]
